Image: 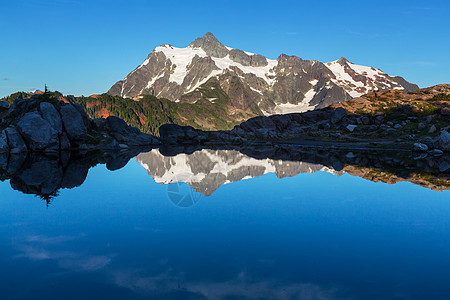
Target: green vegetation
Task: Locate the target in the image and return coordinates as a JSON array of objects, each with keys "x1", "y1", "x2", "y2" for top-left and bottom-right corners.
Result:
[{"x1": 1, "y1": 87, "x2": 257, "y2": 135}]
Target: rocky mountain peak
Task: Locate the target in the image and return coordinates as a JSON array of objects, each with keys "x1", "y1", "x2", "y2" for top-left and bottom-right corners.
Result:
[
  {"x1": 188, "y1": 32, "x2": 229, "y2": 58},
  {"x1": 336, "y1": 57, "x2": 349, "y2": 65}
]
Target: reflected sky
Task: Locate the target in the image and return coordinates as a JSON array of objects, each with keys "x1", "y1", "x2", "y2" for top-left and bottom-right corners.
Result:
[{"x1": 0, "y1": 158, "x2": 450, "y2": 299}]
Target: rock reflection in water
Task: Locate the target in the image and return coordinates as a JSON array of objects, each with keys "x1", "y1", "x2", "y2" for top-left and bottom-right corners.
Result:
[
  {"x1": 0, "y1": 147, "x2": 152, "y2": 203},
  {"x1": 1, "y1": 145, "x2": 448, "y2": 202},
  {"x1": 137, "y1": 145, "x2": 450, "y2": 197}
]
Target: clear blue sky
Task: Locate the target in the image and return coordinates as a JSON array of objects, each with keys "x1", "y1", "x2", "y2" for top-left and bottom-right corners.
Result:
[{"x1": 1, "y1": 0, "x2": 449, "y2": 97}]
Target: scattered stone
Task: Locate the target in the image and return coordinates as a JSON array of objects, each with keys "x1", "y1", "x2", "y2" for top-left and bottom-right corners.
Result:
[
  {"x1": 346, "y1": 152, "x2": 355, "y2": 158},
  {"x1": 428, "y1": 125, "x2": 437, "y2": 134},
  {"x1": 331, "y1": 107, "x2": 346, "y2": 124},
  {"x1": 425, "y1": 115, "x2": 434, "y2": 123},
  {"x1": 361, "y1": 116, "x2": 370, "y2": 125},
  {"x1": 440, "y1": 107, "x2": 450, "y2": 116},
  {"x1": 418, "y1": 123, "x2": 426, "y2": 130},
  {"x1": 346, "y1": 124, "x2": 357, "y2": 132},
  {"x1": 428, "y1": 149, "x2": 443, "y2": 156},
  {"x1": 437, "y1": 130, "x2": 450, "y2": 151},
  {"x1": 413, "y1": 143, "x2": 428, "y2": 152},
  {"x1": 394, "y1": 124, "x2": 402, "y2": 129},
  {"x1": 330, "y1": 132, "x2": 341, "y2": 138}
]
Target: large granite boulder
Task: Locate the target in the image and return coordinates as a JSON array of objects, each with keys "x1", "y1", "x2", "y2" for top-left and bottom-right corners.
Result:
[
  {"x1": 239, "y1": 116, "x2": 276, "y2": 132},
  {"x1": 0, "y1": 100, "x2": 9, "y2": 109},
  {"x1": 159, "y1": 124, "x2": 204, "y2": 144},
  {"x1": 106, "y1": 116, "x2": 159, "y2": 146},
  {"x1": 60, "y1": 132, "x2": 71, "y2": 150},
  {"x1": 107, "y1": 116, "x2": 138, "y2": 135},
  {"x1": 0, "y1": 130, "x2": 9, "y2": 152},
  {"x1": 17, "y1": 112, "x2": 59, "y2": 151},
  {"x1": 5, "y1": 127, "x2": 27, "y2": 153},
  {"x1": 331, "y1": 107, "x2": 346, "y2": 124},
  {"x1": 40, "y1": 102, "x2": 63, "y2": 133},
  {"x1": 60, "y1": 104, "x2": 87, "y2": 141},
  {"x1": 438, "y1": 130, "x2": 450, "y2": 151},
  {"x1": 159, "y1": 124, "x2": 189, "y2": 143}
]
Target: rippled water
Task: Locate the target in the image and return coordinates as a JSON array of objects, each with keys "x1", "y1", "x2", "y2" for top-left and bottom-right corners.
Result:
[{"x1": 0, "y1": 150, "x2": 449, "y2": 299}]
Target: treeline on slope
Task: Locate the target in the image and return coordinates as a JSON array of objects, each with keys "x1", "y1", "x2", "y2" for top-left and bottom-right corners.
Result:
[{"x1": 1, "y1": 91, "x2": 252, "y2": 135}]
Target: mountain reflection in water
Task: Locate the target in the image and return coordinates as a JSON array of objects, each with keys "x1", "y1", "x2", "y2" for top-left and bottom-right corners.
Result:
[{"x1": 0, "y1": 145, "x2": 448, "y2": 202}]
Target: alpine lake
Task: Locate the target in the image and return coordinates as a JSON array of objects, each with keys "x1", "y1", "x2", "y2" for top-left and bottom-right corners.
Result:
[{"x1": 0, "y1": 145, "x2": 449, "y2": 300}]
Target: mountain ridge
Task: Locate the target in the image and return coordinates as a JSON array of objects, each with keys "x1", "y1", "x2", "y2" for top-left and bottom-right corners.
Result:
[{"x1": 108, "y1": 32, "x2": 418, "y2": 115}]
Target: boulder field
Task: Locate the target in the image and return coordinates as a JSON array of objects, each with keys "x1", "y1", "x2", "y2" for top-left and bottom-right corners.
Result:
[{"x1": 159, "y1": 106, "x2": 450, "y2": 154}]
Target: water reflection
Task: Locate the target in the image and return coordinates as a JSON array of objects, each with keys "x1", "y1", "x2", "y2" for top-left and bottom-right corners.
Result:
[
  {"x1": 1, "y1": 146, "x2": 449, "y2": 202},
  {"x1": 0, "y1": 147, "x2": 153, "y2": 203}
]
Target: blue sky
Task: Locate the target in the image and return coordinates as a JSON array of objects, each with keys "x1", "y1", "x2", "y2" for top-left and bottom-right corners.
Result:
[{"x1": 1, "y1": 0, "x2": 449, "y2": 97}]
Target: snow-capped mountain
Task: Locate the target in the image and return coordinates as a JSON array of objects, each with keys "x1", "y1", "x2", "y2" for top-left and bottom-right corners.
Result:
[
  {"x1": 108, "y1": 32, "x2": 418, "y2": 115},
  {"x1": 135, "y1": 149, "x2": 341, "y2": 197}
]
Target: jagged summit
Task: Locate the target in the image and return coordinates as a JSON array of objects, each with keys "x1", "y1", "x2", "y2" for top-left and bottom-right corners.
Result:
[
  {"x1": 336, "y1": 57, "x2": 349, "y2": 65},
  {"x1": 108, "y1": 33, "x2": 419, "y2": 115},
  {"x1": 189, "y1": 32, "x2": 229, "y2": 58}
]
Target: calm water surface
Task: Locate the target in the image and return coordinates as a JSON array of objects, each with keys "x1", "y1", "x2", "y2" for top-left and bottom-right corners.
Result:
[{"x1": 0, "y1": 153, "x2": 449, "y2": 300}]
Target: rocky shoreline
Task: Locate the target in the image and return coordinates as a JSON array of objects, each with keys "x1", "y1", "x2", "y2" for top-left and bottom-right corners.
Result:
[
  {"x1": 0, "y1": 94, "x2": 160, "y2": 154},
  {"x1": 158, "y1": 105, "x2": 450, "y2": 154}
]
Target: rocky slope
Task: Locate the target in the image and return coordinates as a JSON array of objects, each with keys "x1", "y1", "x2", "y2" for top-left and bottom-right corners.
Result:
[
  {"x1": 109, "y1": 32, "x2": 418, "y2": 115},
  {"x1": 157, "y1": 85, "x2": 450, "y2": 157}
]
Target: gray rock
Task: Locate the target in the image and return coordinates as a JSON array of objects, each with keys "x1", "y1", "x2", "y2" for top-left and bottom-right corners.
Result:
[
  {"x1": 346, "y1": 124, "x2": 358, "y2": 132},
  {"x1": 437, "y1": 130, "x2": 450, "y2": 151},
  {"x1": 0, "y1": 153, "x2": 7, "y2": 171},
  {"x1": 361, "y1": 116, "x2": 370, "y2": 125},
  {"x1": 107, "y1": 116, "x2": 133, "y2": 134},
  {"x1": 428, "y1": 125, "x2": 437, "y2": 134},
  {"x1": 72, "y1": 103, "x2": 90, "y2": 127},
  {"x1": 0, "y1": 100, "x2": 9, "y2": 109},
  {"x1": 159, "y1": 124, "x2": 186, "y2": 143},
  {"x1": 17, "y1": 112, "x2": 59, "y2": 151},
  {"x1": 331, "y1": 107, "x2": 346, "y2": 124},
  {"x1": 418, "y1": 123, "x2": 426, "y2": 130},
  {"x1": 60, "y1": 104, "x2": 87, "y2": 140},
  {"x1": 188, "y1": 32, "x2": 229, "y2": 58},
  {"x1": 428, "y1": 149, "x2": 443, "y2": 156},
  {"x1": 5, "y1": 126, "x2": 27, "y2": 153},
  {"x1": 441, "y1": 107, "x2": 450, "y2": 116},
  {"x1": 60, "y1": 132, "x2": 71, "y2": 150},
  {"x1": 40, "y1": 102, "x2": 63, "y2": 133},
  {"x1": 394, "y1": 124, "x2": 402, "y2": 129},
  {"x1": 413, "y1": 143, "x2": 428, "y2": 152},
  {"x1": 7, "y1": 152, "x2": 27, "y2": 174},
  {"x1": 0, "y1": 130, "x2": 9, "y2": 152}
]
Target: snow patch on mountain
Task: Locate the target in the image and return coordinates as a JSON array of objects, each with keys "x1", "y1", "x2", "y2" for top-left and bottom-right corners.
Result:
[{"x1": 154, "y1": 44, "x2": 278, "y2": 88}]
